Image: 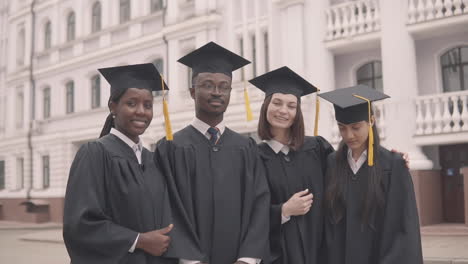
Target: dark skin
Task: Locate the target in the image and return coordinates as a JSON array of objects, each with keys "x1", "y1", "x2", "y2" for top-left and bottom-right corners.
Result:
[
  {"x1": 190, "y1": 72, "x2": 232, "y2": 127},
  {"x1": 190, "y1": 74, "x2": 251, "y2": 264},
  {"x1": 109, "y1": 87, "x2": 173, "y2": 256}
]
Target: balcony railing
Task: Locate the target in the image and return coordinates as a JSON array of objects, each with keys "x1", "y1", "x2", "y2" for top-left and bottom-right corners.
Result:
[
  {"x1": 326, "y1": 0, "x2": 380, "y2": 41},
  {"x1": 408, "y1": 0, "x2": 467, "y2": 24},
  {"x1": 415, "y1": 90, "x2": 468, "y2": 135}
]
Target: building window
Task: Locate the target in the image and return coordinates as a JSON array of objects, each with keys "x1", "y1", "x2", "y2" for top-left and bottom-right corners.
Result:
[
  {"x1": 120, "y1": 0, "x2": 131, "y2": 23},
  {"x1": 67, "y1": 11, "x2": 76, "y2": 42},
  {"x1": 16, "y1": 90, "x2": 24, "y2": 128},
  {"x1": 151, "y1": 0, "x2": 164, "y2": 12},
  {"x1": 441, "y1": 46, "x2": 468, "y2": 93},
  {"x1": 239, "y1": 37, "x2": 245, "y2": 80},
  {"x1": 0, "y1": 160, "x2": 5, "y2": 190},
  {"x1": 66, "y1": 81, "x2": 74, "y2": 114},
  {"x1": 91, "y1": 75, "x2": 101, "y2": 108},
  {"x1": 43, "y1": 87, "x2": 51, "y2": 119},
  {"x1": 252, "y1": 34, "x2": 257, "y2": 77},
  {"x1": 264, "y1": 31, "x2": 269, "y2": 72},
  {"x1": 16, "y1": 157, "x2": 24, "y2": 189},
  {"x1": 42, "y1": 155, "x2": 50, "y2": 189},
  {"x1": 17, "y1": 27, "x2": 25, "y2": 66},
  {"x1": 91, "y1": 2, "x2": 102, "y2": 33},
  {"x1": 44, "y1": 21, "x2": 52, "y2": 50},
  {"x1": 356, "y1": 61, "x2": 383, "y2": 91}
]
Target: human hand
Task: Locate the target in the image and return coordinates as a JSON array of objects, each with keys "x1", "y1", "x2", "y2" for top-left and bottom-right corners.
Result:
[
  {"x1": 136, "y1": 224, "x2": 173, "y2": 256},
  {"x1": 391, "y1": 149, "x2": 410, "y2": 168},
  {"x1": 282, "y1": 189, "x2": 313, "y2": 217}
]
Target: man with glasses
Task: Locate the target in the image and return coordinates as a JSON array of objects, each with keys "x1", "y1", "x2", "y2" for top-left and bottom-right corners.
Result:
[{"x1": 154, "y1": 42, "x2": 270, "y2": 264}]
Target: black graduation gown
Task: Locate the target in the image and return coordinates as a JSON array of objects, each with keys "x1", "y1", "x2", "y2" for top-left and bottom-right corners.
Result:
[
  {"x1": 63, "y1": 134, "x2": 191, "y2": 264},
  {"x1": 154, "y1": 125, "x2": 270, "y2": 264},
  {"x1": 323, "y1": 146, "x2": 423, "y2": 264},
  {"x1": 258, "y1": 136, "x2": 333, "y2": 264}
]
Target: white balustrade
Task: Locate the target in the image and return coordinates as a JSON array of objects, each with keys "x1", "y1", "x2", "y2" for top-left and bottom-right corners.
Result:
[
  {"x1": 414, "y1": 90, "x2": 468, "y2": 135},
  {"x1": 408, "y1": 0, "x2": 467, "y2": 24},
  {"x1": 326, "y1": 0, "x2": 380, "y2": 41}
]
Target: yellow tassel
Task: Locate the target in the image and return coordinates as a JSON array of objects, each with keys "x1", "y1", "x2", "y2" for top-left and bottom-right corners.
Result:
[
  {"x1": 244, "y1": 81, "x2": 253, "y2": 121},
  {"x1": 352, "y1": 94, "x2": 374, "y2": 167},
  {"x1": 161, "y1": 74, "x2": 173, "y2": 141},
  {"x1": 314, "y1": 90, "x2": 320, "y2": 136}
]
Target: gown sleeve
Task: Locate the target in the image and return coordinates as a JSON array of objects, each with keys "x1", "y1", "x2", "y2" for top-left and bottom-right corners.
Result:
[
  {"x1": 63, "y1": 143, "x2": 139, "y2": 264},
  {"x1": 154, "y1": 138, "x2": 205, "y2": 261},
  {"x1": 378, "y1": 154, "x2": 423, "y2": 264},
  {"x1": 237, "y1": 140, "x2": 271, "y2": 262}
]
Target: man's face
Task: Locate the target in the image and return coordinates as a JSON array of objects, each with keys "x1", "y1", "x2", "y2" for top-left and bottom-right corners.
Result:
[{"x1": 190, "y1": 72, "x2": 232, "y2": 118}]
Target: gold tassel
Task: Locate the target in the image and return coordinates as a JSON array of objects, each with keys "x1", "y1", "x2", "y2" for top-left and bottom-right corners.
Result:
[
  {"x1": 353, "y1": 94, "x2": 373, "y2": 166},
  {"x1": 244, "y1": 80, "x2": 253, "y2": 121},
  {"x1": 161, "y1": 74, "x2": 173, "y2": 141},
  {"x1": 314, "y1": 89, "x2": 320, "y2": 136}
]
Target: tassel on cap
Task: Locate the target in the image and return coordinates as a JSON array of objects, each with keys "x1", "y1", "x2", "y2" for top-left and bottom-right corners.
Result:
[
  {"x1": 352, "y1": 94, "x2": 374, "y2": 166},
  {"x1": 314, "y1": 89, "x2": 321, "y2": 136},
  {"x1": 161, "y1": 74, "x2": 173, "y2": 141},
  {"x1": 244, "y1": 80, "x2": 253, "y2": 121}
]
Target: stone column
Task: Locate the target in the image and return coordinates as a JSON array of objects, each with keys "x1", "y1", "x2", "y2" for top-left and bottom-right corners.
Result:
[
  {"x1": 379, "y1": 0, "x2": 432, "y2": 170},
  {"x1": 303, "y1": 0, "x2": 335, "y2": 138}
]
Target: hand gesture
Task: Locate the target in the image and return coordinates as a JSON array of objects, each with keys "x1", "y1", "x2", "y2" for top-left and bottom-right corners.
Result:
[
  {"x1": 136, "y1": 224, "x2": 173, "y2": 256},
  {"x1": 282, "y1": 189, "x2": 313, "y2": 217}
]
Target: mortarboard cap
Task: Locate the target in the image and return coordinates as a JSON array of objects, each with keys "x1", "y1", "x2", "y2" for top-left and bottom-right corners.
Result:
[
  {"x1": 319, "y1": 84, "x2": 389, "y2": 125},
  {"x1": 178, "y1": 41, "x2": 250, "y2": 79},
  {"x1": 98, "y1": 63, "x2": 168, "y2": 96},
  {"x1": 249, "y1": 66, "x2": 318, "y2": 98}
]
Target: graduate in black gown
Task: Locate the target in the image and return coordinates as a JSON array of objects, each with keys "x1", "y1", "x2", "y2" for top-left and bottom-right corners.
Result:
[
  {"x1": 319, "y1": 85, "x2": 423, "y2": 264},
  {"x1": 154, "y1": 42, "x2": 270, "y2": 264},
  {"x1": 63, "y1": 63, "x2": 202, "y2": 264},
  {"x1": 249, "y1": 67, "x2": 334, "y2": 264}
]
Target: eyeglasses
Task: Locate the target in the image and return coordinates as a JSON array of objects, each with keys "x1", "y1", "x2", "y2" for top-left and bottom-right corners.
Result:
[{"x1": 195, "y1": 81, "x2": 232, "y2": 94}]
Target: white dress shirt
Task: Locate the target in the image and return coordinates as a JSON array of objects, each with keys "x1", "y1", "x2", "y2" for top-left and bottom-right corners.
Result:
[
  {"x1": 110, "y1": 128, "x2": 143, "y2": 253},
  {"x1": 265, "y1": 139, "x2": 292, "y2": 225},
  {"x1": 181, "y1": 118, "x2": 260, "y2": 264},
  {"x1": 347, "y1": 148, "x2": 368, "y2": 175}
]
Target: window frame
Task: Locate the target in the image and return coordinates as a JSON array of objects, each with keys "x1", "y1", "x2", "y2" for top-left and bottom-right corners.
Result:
[
  {"x1": 44, "y1": 21, "x2": 52, "y2": 50},
  {"x1": 43, "y1": 87, "x2": 51, "y2": 119},
  {"x1": 120, "y1": 0, "x2": 131, "y2": 24},
  {"x1": 441, "y1": 46, "x2": 468, "y2": 93},
  {"x1": 356, "y1": 60, "x2": 383, "y2": 91},
  {"x1": 66, "y1": 81, "x2": 74, "y2": 114},
  {"x1": 66, "y1": 11, "x2": 76, "y2": 42},
  {"x1": 91, "y1": 75, "x2": 101, "y2": 109},
  {"x1": 42, "y1": 155, "x2": 50, "y2": 189},
  {"x1": 91, "y1": 1, "x2": 102, "y2": 33},
  {"x1": 0, "y1": 160, "x2": 5, "y2": 190}
]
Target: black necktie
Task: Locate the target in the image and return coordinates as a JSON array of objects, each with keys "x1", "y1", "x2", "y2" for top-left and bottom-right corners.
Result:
[{"x1": 207, "y1": 127, "x2": 219, "y2": 144}]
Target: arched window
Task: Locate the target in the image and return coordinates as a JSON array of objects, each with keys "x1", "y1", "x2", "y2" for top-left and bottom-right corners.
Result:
[
  {"x1": 91, "y1": 2, "x2": 102, "y2": 33},
  {"x1": 120, "y1": 0, "x2": 131, "y2": 23},
  {"x1": 66, "y1": 81, "x2": 74, "y2": 114},
  {"x1": 66, "y1": 11, "x2": 76, "y2": 41},
  {"x1": 44, "y1": 21, "x2": 52, "y2": 49},
  {"x1": 356, "y1": 60, "x2": 383, "y2": 91},
  {"x1": 151, "y1": 0, "x2": 164, "y2": 13},
  {"x1": 43, "y1": 87, "x2": 51, "y2": 119},
  {"x1": 91, "y1": 75, "x2": 101, "y2": 108},
  {"x1": 441, "y1": 46, "x2": 468, "y2": 92},
  {"x1": 16, "y1": 27, "x2": 25, "y2": 66}
]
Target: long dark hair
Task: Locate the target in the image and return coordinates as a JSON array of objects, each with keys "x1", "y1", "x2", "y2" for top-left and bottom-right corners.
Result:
[
  {"x1": 257, "y1": 94, "x2": 305, "y2": 150},
  {"x1": 325, "y1": 120, "x2": 385, "y2": 229},
  {"x1": 99, "y1": 89, "x2": 128, "y2": 138}
]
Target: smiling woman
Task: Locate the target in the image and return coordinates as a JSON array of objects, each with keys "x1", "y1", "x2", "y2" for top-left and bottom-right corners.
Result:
[{"x1": 63, "y1": 63, "x2": 203, "y2": 264}]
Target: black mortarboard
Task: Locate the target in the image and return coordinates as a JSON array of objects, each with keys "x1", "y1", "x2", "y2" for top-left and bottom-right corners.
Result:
[
  {"x1": 98, "y1": 63, "x2": 168, "y2": 96},
  {"x1": 178, "y1": 41, "x2": 250, "y2": 79},
  {"x1": 319, "y1": 84, "x2": 389, "y2": 124},
  {"x1": 249, "y1": 66, "x2": 318, "y2": 98}
]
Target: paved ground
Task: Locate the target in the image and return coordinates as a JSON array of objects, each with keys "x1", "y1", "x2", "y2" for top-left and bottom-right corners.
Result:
[{"x1": 1, "y1": 221, "x2": 468, "y2": 264}]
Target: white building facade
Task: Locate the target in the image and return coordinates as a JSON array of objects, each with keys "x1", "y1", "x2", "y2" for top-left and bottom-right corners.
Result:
[{"x1": 0, "y1": 0, "x2": 467, "y2": 224}]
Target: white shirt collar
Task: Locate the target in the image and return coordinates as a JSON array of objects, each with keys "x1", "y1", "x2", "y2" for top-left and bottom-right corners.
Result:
[
  {"x1": 347, "y1": 148, "x2": 367, "y2": 175},
  {"x1": 110, "y1": 128, "x2": 143, "y2": 163},
  {"x1": 265, "y1": 139, "x2": 290, "y2": 155},
  {"x1": 191, "y1": 117, "x2": 226, "y2": 138}
]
